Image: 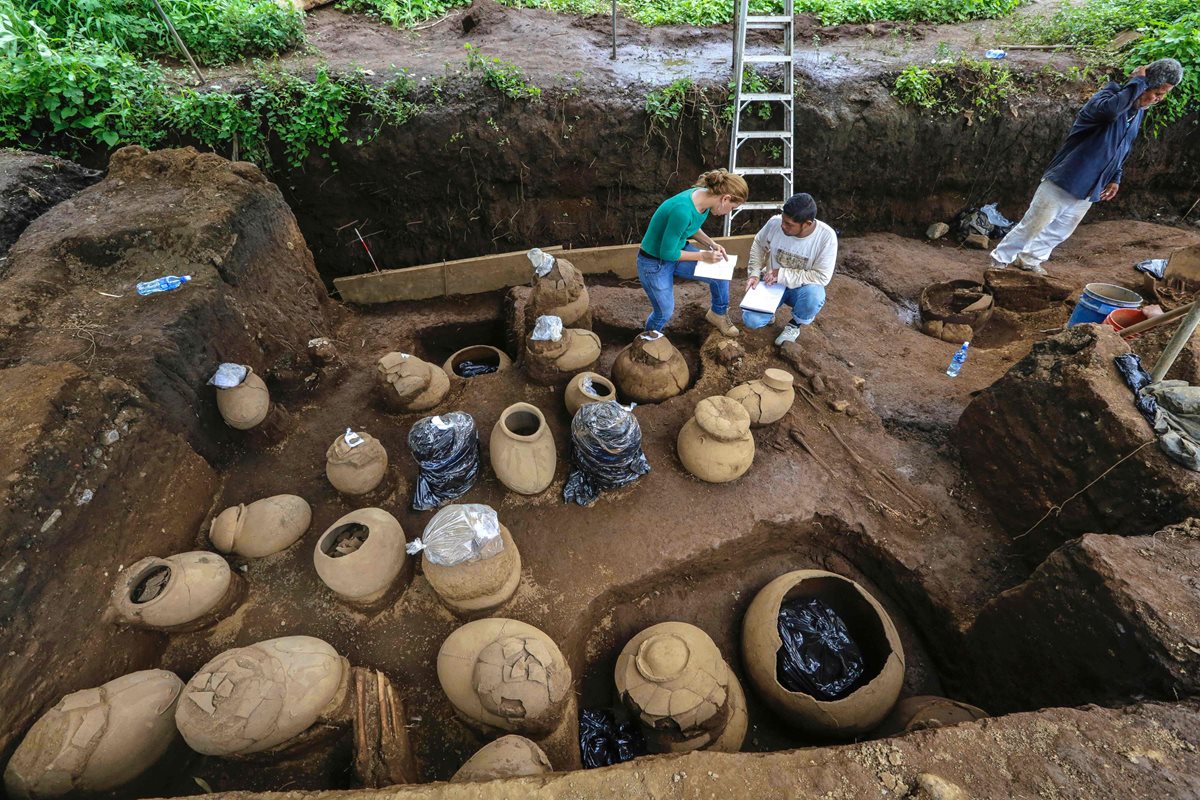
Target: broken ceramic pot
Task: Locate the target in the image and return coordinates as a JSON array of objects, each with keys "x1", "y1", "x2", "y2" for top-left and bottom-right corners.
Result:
[
  {"x1": 437, "y1": 618, "x2": 578, "y2": 768},
  {"x1": 314, "y1": 507, "x2": 409, "y2": 606},
  {"x1": 528, "y1": 250, "x2": 591, "y2": 329},
  {"x1": 564, "y1": 371, "x2": 617, "y2": 417},
  {"x1": 443, "y1": 346, "x2": 512, "y2": 379},
  {"x1": 450, "y1": 735, "x2": 552, "y2": 783},
  {"x1": 418, "y1": 504, "x2": 522, "y2": 618},
  {"x1": 108, "y1": 551, "x2": 244, "y2": 632},
  {"x1": 875, "y1": 695, "x2": 988, "y2": 736},
  {"x1": 175, "y1": 636, "x2": 350, "y2": 757},
  {"x1": 489, "y1": 403, "x2": 556, "y2": 495},
  {"x1": 611, "y1": 331, "x2": 689, "y2": 404},
  {"x1": 4, "y1": 670, "x2": 184, "y2": 799},
  {"x1": 209, "y1": 494, "x2": 312, "y2": 558},
  {"x1": 741, "y1": 570, "x2": 905, "y2": 736},
  {"x1": 615, "y1": 621, "x2": 748, "y2": 754},
  {"x1": 325, "y1": 429, "x2": 388, "y2": 495},
  {"x1": 214, "y1": 366, "x2": 271, "y2": 430},
  {"x1": 376, "y1": 352, "x2": 450, "y2": 413},
  {"x1": 524, "y1": 316, "x2": 601, "y2": 386},
  {"x1": 726, "y1": 368, "x2": 795, "y2": 426},
  {"x1": 677, "y1": 396, "x2": 755, "y2": 483}
]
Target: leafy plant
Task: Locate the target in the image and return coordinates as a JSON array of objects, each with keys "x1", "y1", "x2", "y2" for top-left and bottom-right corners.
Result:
[
  {"x1": 725, "y1": 65, "x2": 776, "y2": 123},
  {"x1": 892, "y1": 65, "x2": 942, "y2": 109},
  {"x1": 336, "y1": 0, "x2": 470, "y2": 28},
  {"x1": 1124, "y1": 11, "x2": 1199, "y2": 128},
  {"x1": 645, "y1": 77, "x2": 694, "y2": 129},
  {"x1": 890, "y1": 57, "x2": 1022, "y2": 116},
  {"x1": 463, "y1": 43, "x2": 542, "y2": 100}
]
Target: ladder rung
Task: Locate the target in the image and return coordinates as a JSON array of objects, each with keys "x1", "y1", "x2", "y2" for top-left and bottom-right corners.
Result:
[
  {"x1": 737, "y1": 131, "x2": 791, "y2": 139},
  {"x1": 737, "y1": 167, "x2": 792, "y2": 175},
  {"x1": 732, "y1": 202, "x2": 785, "y2": 211},
  {"x1": 746, "y1": 15, "x2": 792, "y2": 24},
  {"x1": 743, "y1": 54, "x2": 793, "y2": 63},
  {"x1": 740, "y1": 92, "x2": 793, "y2": 102}
]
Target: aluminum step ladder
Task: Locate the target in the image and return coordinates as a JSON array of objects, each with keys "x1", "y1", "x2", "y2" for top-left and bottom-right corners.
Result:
[{"x1": 724, "y1": 0, "x2": 795, "y2": 236}]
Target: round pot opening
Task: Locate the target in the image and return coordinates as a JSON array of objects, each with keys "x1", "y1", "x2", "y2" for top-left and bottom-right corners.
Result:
[
  {"x1": 505, "y1": 409, "x2": 543, "y2": 437},
  {"x1": 131, "y1": 565, "x2": 172, "y2": 604},
  {"x1": 452, "y1": 347, "x2": 502, "y2": 377},
  {"x1": 773, "y1": 576, "x2": 891, "y2": 697},
  {"x1": 586, "y1": 378, "x2": 615, "y2": 401},
  {"x1": 322, "y1": 522, "x2": 370, "y2": 558}
]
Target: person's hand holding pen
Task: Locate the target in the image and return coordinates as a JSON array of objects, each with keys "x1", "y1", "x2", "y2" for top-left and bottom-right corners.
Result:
[{"x1": 709, "y1": 241, "x2": 728, "y2": 260}]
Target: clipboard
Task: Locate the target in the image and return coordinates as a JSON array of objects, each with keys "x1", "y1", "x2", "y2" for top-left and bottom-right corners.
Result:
[
  {"x1": 694, "y1": 254, "x2": 738, "y2": 281},
  {"x1": 739, "y1": 282, "x2": 786, "y2": 314}
]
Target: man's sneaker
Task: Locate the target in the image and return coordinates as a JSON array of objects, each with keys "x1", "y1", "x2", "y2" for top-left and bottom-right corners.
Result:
[
  {"x1": 1018, "y1": 261, "x2": 1048, "y2": 276},
  {"x1": 774, "y1": 324, "x2": 802, "y2": 346},
  {"x1": 705, "y1": 309, "x2": 739, "y2": 338},
  {"x1": 989, "y1": 258, "x2": 1007, "y2": 270}
]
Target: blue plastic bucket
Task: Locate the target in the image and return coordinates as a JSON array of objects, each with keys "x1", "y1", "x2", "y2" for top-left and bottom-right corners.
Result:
[{"x1": 1067, "y1": 282, "x2": 1143, "y2": 327}]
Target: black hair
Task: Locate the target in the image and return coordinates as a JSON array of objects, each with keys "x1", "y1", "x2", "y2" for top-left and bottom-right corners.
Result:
[{"x1": 782, "y1": 193, "x2": 817, "y2": 223}]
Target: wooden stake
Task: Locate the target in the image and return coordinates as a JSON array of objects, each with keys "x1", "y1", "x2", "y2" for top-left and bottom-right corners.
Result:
[
  {"x1": 1119, "y1": 301, "x2": 1193, "y2": 338},
  {"x1": 150, "y1": 0, "x2": 205, "y2": 86},
  {"x1": 1151, "y1": 299, "x2": 1200, "y2": 382}
]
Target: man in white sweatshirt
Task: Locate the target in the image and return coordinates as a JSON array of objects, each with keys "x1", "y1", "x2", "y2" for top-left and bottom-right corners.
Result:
[{"x1": 741, "y1": 193, "x2": 838, "y2": 346}]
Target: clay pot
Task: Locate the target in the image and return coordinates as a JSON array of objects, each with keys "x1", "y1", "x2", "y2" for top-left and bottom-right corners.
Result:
[
  {"x1": 108, "y1": 552, "x2": 244, "y2": 632},
  {"x1": 175, "y1": 636, "x2": 350, "y2": 757},
  {"x1": 529, "y1": 255, "x2": 591, "y2": 329},
  {"x1": 215, "y1": 368, "x2": 270, "y2": 430},
  {"x1": 875, "y1": 695, "x2": 988, "y2": 736},
  {"x1": 377, "y1": 352, "x2": 449, "y2": 412},
  {"x1": 424, "y1": 520, "x2": 522, "y2": 618},
  {"x1": 450, "y1": 735, "x2": 552, "y2": 783},
  {"x1": 3, "y1": 670, "x2": 184, "y2": 799},
  {"x1": 443, "y1": 346, "x2": 513, "y2": 378},
  {"x1": 677, "y1": 396, "x2": 755, "y2": 483},
  {"x1": 314, "y1": 508, "x2": 409, "y2": 605},
  {"x1": 611, "y1": 332, "x2": 689, "y2": 404},
  {"x1": 615, "y1": 622, "x2": 748, "y2": 754},
  {"x1": 325, "y1": 430, "x2": 388, "y2": 495},
  {"x1": 564, "y1": 371, "x2": 617, "y2": 416},
  {"x1": 525, "y1": 329, "x2": 602, "y2": 386},
  {"x1": 741, "y1": 570, "x2": 905, "y2": 736},
  {"x1": 726, "y1": 369, "x2": 795, "y2": 426},
  {"x1": 437, "y1": 618, "x2": 572, "y2": 740},
  {"x1": 209, "y1": 494, "x2": 312, "y2": 558},
  {"x1": 489, "y1": 403, "x2": 556, "y2": 494}
]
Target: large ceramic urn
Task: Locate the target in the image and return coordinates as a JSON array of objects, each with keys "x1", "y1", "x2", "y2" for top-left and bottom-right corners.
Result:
[
  {"x1": 437, "y1": 618, "x2": 580, "y2": 769},
  {"x1": 175, "y1": 636, "x2": 350, "y2": 757},
  {"x1": 325, "y1": 429, "x2": 388, "y2": 495},
  {"x1": 214, "y1": 366, "x2": 270, "y2": 430},
  {"x1": 443, "y1": 346, "x2": 512, "y2": 378},
  {"x1": 451, "y1": 735, "x2": 552, "y2": 783},
  {"x1": 314, "y1": 508, "x2": 410, "y2": 606},
  {"x1": 420, "y1": 504, "x2": 522, "y2": 618},
  {"x1": 741, "y1": 570, "x2": 905, "y2": 737},
  {"x1": 726, "y1": 368, "x2": 795, "y2": 426},
  {"x1": 209, "y1": 494, "x2": 312, "y2": 558},
  {"x1": 108, "y1": 551, "x2": 244, "y2": 632},
  {"x1": 524, "y1": 316, "x2": 601, "y2": 386},
  {"x1": 527, "y1": 249, "x2": 591, "y2": 329},
  {"x1": 564, "y1": 371, "x2": 617, "y2": 417},
  {"x1": 4, "y1": 670, "x2": 184, "y2": 799},
  {"x1": 611, "y1": 331, "x2": 689, "y2": 404},
  {"x1": 677, "y1": 396, "x2": 755, "y2": 483},
  {"x1": 489, "y1": 403, "x2": 556, "y2": 494},
  {"x1": 615, "y1": 622, "x2": 747, "y2": 754},
  {"x1": 377, "y1": 352, "x2": 450, "y2": 412}
]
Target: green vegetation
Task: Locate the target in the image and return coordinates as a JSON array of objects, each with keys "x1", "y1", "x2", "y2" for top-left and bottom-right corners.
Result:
[
  {"x1": 336, "y1": 0, "x2": 469, "y2": 28},
  {"x1": 1006, "y1": 0, "x2": 1197, "y2": 126},
  {"x1": 891, "y1": 57, "x2": 1021, "y2": 117},
  {"x1": 463, "y1": 43, "x2": 542, "y2": 100},
  {"x1": 645, "y1": 77, "x2": 695, "y2": 132}
]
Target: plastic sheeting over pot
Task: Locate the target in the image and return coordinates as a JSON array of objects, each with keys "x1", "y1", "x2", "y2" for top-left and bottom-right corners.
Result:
[
  {"x1": 409, "y1": 412, "x2": 481, "y2": 511},
  {"x1": 563, "y1": 401, "x2": 650, "y2": 506}
]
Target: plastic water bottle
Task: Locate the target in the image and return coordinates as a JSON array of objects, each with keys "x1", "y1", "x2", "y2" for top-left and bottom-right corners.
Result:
[
  {"x1": 136, "y1": 275, "x2": 191, "y2": 296},
  {"x1": 984, "y1": 49, "x2": 1007, "y2": 59},
  {"x1": 946, "y1": 342, "x2": 970, "y2": 378}
]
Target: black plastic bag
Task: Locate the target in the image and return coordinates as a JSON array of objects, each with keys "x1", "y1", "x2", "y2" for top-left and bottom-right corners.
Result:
[
  {"x1": 562, "y1": 401, "x2": 651, "y2": 506},
  {"x1": 1114, "y1": 353, "x2": 1159, "y2": 425},
  {"x1": 579, "y1": 709, "x2": 646, "y2": 769},
  {"x1": 955, "y1": 203, "x2": 1014, "y2": 240},
  {"x1": 408, "y1": 412, "x2": 480, "y2": 511},
  {"x1": 1133, "y1": 258, "x2": 1168, "y2": 280},
  {"x1": 454, "y1": 360, "x2": 499, "y2": 377},
  {"x1": 776, "y1": 597, "x2": 865, "y2": 701}
]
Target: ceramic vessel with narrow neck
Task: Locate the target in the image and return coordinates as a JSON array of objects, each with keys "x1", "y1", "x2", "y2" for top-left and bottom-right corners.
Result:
[
  {"x1": 489, "y1": 403, "x2": 556, "y2": 494},
  {"x1": 564, "y1": 372, "x2": 617, "y2": 417},
  {"x1": 216, "y1": 368, "x2": 270, "y2": 430},
  {"x1": 726, "y1": 368, "x2": 795, "y2": 426},
  {"x1": 108, "y1": 551, "x2": 244, "y2": 632},
  {"x1": 377, "y1": 352, "x2": 450, "y2": 412},
  {"x1": 611, "y1": 332, "x2": 689, "y2": 404},
  {"x1": 209, "y1": 494, "x2": 311, "y2": 558},
  {"x1": 677, "y1": 396, "x2": 755, "y2": 483}
]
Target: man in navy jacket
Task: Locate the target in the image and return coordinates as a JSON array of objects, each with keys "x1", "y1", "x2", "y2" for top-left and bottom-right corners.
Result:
[{"x1": 991, "y1": 58, "x2": 1183, "y2": 275}]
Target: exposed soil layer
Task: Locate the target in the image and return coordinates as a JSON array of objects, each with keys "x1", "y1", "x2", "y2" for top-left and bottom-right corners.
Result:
[{"x1": 0, "y1": 148, "x2": 100, "y2": 257}]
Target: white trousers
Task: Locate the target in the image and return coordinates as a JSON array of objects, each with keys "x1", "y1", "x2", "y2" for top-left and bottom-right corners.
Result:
[{"x1": 990, "y1": 180, "x2": 1093, "y2": 269}]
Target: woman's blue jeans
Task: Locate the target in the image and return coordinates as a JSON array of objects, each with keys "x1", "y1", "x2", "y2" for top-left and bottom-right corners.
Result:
[
  {"x1": 637, "y1": 244, "x2": 730, "y2": 331},
  {"x1": 741, "y1": 283, "x2": 826, "y2": 329}
]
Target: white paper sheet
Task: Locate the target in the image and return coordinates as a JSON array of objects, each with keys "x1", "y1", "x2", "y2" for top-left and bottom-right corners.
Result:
[
  {"x1": 739, "y1": 282, "x2": 786, "y2": 314},
  {"x1": 694, "y1": 254, "x2": 738, "y2": 281}
]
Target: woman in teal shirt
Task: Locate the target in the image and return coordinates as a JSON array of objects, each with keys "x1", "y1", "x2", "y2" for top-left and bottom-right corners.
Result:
[{"x1": 637, "y1": 169, "x2": 748, "y2": 337}]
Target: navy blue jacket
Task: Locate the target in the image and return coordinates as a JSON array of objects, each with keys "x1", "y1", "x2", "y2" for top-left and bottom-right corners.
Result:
[{"x1": 1043, "y1": 76, "x2": 1148, "y2": 202}]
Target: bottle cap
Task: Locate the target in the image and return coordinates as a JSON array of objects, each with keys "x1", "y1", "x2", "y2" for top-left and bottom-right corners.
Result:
[{"x1": 181, "y1": 275, "x2": 192, "y2": 282}]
